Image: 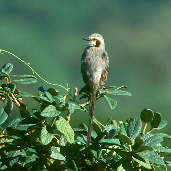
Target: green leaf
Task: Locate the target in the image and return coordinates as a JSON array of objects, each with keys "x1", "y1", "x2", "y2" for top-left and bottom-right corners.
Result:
[
  {"x1": 136, "y1": 146, "x2": 153, "y2": 152},
  {"x1": 50, "y1": 146, "x2": 66, "y2": 160},
  {"x1": 150, "y1": 112, "x2": 161, "y2": 128},
  {"x1": 138, "y1": 151, "x2": 165, "y2": 166},
  {"x1": 40, "y1": 126, "x2": 54, "y2": 145},
  {"x1": 156, "y1": 133, "x2": 171, "y2": 139},
  {"x1": 155, "y1": 145, "x2": 171, "y2": 153},
  {"x1": 117, "y1": 133, "x2": 132, "y2": 145},
  {"x1": 3, "y1": 97, "x2": 13, "y2": 114},
  {"x1": 55, "y1": 116, "x2": 74, "y2": 143},
  {"x1": 1, "y1": 63, "x2": 13, "y2": 75},
  {"x1": 132, "y1": 156, "x2": 152, "y2": 169},
  {"x1": 47, "y1": 88, "x2": 59, "y2": 96},
  {"x1": 38, "y1": 87, "x2": 55, "y2": 103},
  {"x1": 143, "y1": 134, "x2": 163, "y2": 148},
  {"x1": 133, "y1": 136, "x2": 144, "y2": 151},
  {"x1": 119, "y1": 122, "x2": 127, "y2": 136},
  {"x1": 127, "y1": 119, "x2": 142, "y2": 141},
  {"x1": 109, "y1": 89, "x2": 132, "y2": 96},
  {"x1": 0, "y1": 108, "x2": 8, "y2": 125},
  {"x1": 41, "y1": 105, "x2": 60, "y2": 117},
  {"x1": 68, "y1": 102, "x2": 84, "y2": 114},
  {"x1": 166, "y1": 161, "x2": 171, "y2": 167},
  {"x1": 99, "y1": 138, "x2": 121, "y2": 146},
  {"x1": 155, "y1": 119, "x2": 167, "y2": 130},
  {"x1": 104, "y1": 95, "x2": 117, "y2": 110},
  {"x1": 11, "y1": 74, "x2": 35, "y2": 78},
  {"x1": 1, "y1": 83, "x2": 16, "y2": 93},
  {"x1": 13, "y1": 77, "x2": 37, "y2": 84},
  {"x1": 140, "y1": 109, "x2": 153, "y2": 123}
]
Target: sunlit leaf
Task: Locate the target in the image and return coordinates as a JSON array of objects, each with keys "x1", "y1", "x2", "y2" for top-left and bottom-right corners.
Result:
[
  {"x1": 104, "y1": 95, "x2": 117, "y2": 110},
  {"x1": 13, "y1": 77, "x2": 37, "y2": 84},
  {"x1": 55, "y1": 116, "x2": 74, "y2": 143},
  {"x1": 50, "y1": 146, "x2": 66, "y2": 160},
  {"x1": 138, "y1": 151, "x2": 165, "y2": 166},
  {"x1": 127, "y1": 119, "x2": 142, "y2": 141},
  {"x1": 40, "y1": 126, "x2": 54, "y2": 145},
  {"x1": 1, "y1": 63, "x2": 13, "y2": 75},
  {"x1": 143, "y1": 133, "x2": 163, "y2": 147},
  {"x1": 109, "y1": 89, "x2": 132, "y2": 96},
  {"x1": 68, "y1": 102, "x2": 84, "y2": 114},
  {"x1": 41, "y1": 105, "x2": 60, "y2": 117},
  {"x1": 0, "y1": 107, "x2": 8, "y2": 125}
]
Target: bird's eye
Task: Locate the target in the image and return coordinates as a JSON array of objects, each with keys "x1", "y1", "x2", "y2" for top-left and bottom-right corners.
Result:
[{"x1": 92, "y1": 38, "x2": 96, "y2": 41}]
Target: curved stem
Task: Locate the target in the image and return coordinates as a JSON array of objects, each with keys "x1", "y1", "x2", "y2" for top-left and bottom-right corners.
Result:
[{"x1": 0, "y1": 49, "x2": 69, "y2": 91}]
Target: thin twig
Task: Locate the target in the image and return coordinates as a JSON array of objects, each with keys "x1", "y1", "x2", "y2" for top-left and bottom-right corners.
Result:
[
  {"x1": 11, "y1": 93, "x2": 20, "y2": 107},
  {"x1": 146, "y1": 128, "x2": 154, "y2": 134},
  {"x1": 142, "y1": 123, "x2": 148, "y2": 135}
]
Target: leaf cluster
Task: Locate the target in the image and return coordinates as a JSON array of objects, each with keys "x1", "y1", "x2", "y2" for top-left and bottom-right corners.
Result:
[{"x1": 0, "y1": 63, "x2": 170, "y2": 171}]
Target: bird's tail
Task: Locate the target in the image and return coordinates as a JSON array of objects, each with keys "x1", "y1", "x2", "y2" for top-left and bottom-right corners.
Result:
[{"x1": 86, "y1": 86, "x2": 97, "y2": 147}]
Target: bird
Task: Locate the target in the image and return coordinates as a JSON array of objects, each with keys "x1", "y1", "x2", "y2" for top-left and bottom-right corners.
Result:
[{"x1": 81, "y1": 33, "x2": 109, "y2": 147}]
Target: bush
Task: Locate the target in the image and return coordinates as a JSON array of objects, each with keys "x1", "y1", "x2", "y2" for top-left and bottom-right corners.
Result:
[{"x1": 0, "y1": 63, "x2": 171, "y2": 171}]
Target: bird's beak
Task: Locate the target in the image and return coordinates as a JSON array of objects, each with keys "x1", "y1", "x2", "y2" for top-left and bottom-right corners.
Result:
[{"x1": 82, "y1": 37, "x2": 91, "y2": 41}]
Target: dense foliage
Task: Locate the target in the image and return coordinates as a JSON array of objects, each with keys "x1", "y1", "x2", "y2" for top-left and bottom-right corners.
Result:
[{"x1": 0, "y1": 63, "x2": 171, "y2": 170}]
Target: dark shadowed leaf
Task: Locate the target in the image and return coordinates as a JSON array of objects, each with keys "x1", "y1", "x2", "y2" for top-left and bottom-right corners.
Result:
[
  {"x1": 133, "y1": 136, "x2": 144, "y2": 150},
  {"x1": 40, "y1": 126, "x2": 54, "y2": 145},
  {"x1": 104, "y1": 95, "x2": 117, "y2": 110},
  {"x1": 140, "y1": 109, "x2": 153, "y2": 123},
  {"x1": 117, "y1": 133, "x2": 132, "y2": 145},
  {"x1": 55, "y1": 116, "x2": 74, "y2": 143},
  {"x1": 132, "y1": 156, "x2": 152, "y2": 169},
  {"x1": 41, "y1": 105, "x2": 60, "y2": 117},
  {"x1": 155, "y1": 119, "x2": 167, "y2": 130},
  {"x1": 1, "y1": 83, "x2": 16, "y2": 93},
  {"x1": 38, "y1": 86, "x2": 55, "y2": 103},
  {"x1": 136, "y1": 146, "x2": 153, "y2": 152},
  {"x1": 105, "y1": 124, "x2": 116, "y2": 138},
  {"x1": 150, "y1": 112, "x2": 161, "y2": 128},
  {"x1": 3, "y1": 97, "x2": 13, "y2": 114},
  {"x1": 47, "y1": 88, "x2": 59, "y2": 96}
]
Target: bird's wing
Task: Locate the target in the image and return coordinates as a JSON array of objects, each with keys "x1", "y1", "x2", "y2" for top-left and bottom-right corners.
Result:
[
  {"x1": 100, "y1": 51, "x2": 109, "y2": 87},
  {"x1": 81, "y1": 48, "x2": 90, "y2": 86}
]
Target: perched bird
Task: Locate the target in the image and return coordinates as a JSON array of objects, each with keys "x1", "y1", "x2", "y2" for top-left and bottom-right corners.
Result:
[{"x1": 81, "y1": 33, "x2": 109, "y2": 147}]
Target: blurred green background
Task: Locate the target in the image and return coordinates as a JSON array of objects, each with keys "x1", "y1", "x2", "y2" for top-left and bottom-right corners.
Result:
[{"x1": 0, "y1": 1, "x2": 171, "y2": 133}]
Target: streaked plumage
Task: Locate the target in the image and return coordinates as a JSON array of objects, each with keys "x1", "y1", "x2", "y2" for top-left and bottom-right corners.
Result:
[{"x1": 81, "y1": 33, "x2": 109, "y2": 147}]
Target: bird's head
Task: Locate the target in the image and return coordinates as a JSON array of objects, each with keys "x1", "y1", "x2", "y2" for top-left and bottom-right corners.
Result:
[{"x1": 83, "y1": 33, "x2": 105, "y2": 48}]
